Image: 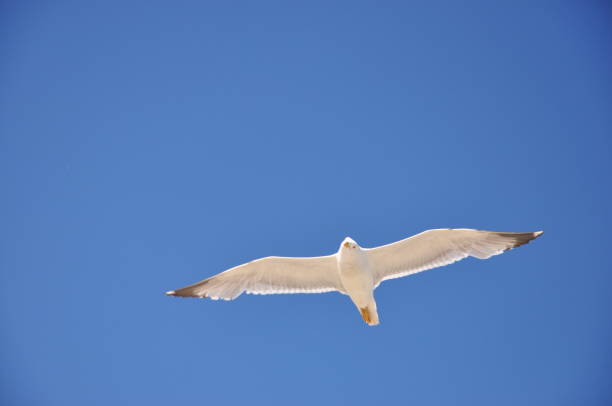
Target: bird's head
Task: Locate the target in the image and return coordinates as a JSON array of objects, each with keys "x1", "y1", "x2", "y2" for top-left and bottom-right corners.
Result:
[{"x1": 341, "y1": 237, "x2": 359, "y2": 250}]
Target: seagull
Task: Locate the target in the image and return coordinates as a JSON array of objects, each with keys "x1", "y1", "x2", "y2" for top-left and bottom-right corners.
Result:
[{"x1": 166, "y1": 228, "x2": 543, "y2": 325}]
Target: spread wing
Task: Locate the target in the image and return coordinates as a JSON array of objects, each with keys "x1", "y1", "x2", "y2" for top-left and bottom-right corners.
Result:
[
  {"x1": 166, "y1": 255, "x2": 343, "y2": 300},
  {"x1": 366, "y1": 229, "x2": 543, "y2": 287}
]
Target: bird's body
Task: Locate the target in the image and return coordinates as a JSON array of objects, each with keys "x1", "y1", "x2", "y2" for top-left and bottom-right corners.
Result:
[
  {"x1": 337, "y1": 237, "x2": 379, "y2": 325},
  {"x1": 167, "y1": 228, "x2": 543, "y2": 325}
]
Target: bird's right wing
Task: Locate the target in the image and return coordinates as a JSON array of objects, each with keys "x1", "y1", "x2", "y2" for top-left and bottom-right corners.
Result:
[
  {"x1": 366, "y1": 228, "x2": 543, "y2": 287},
  {"x1": 166, "y1": 255, "x2": 343, "y2": 300}
]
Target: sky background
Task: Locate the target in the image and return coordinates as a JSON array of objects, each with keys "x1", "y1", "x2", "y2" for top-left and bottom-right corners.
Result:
[{"x1": 1, "y1": 1, "x2": 611, "y2": 405}]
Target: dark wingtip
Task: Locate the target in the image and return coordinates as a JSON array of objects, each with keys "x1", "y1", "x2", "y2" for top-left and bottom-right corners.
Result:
[
  {"x1": 501, "y1": 231, "x2": 543, "y2": 251},
  {"x1": 165, "y1": 279, "x2": 211, "y2": 298},
  {"x1": 165, "y1": 287, "x2": 209, "y2": 299}
]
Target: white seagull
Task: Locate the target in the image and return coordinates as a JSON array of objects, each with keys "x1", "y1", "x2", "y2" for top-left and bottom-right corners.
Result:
[{"x1": 166, "y1": 228, "x2": 543, "y2": 325}]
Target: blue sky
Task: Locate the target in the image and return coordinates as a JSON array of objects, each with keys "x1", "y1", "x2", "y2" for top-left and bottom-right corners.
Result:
[{"x1": 1, "y1": 1, "x2": 611, "y2": 405}]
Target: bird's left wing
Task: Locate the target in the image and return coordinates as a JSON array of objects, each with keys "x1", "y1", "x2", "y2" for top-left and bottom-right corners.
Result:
[
  {"x1": 166, "y1": 255, "x2": 343, "y2": 300},
  {"x1": 366, "y1": 228, "x2": 543, "y2": 287}
]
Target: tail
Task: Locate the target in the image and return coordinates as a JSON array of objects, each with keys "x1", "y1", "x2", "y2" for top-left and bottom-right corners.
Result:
[{"x1": 359, "y1": 305, "x2": 380, "y2": 326}]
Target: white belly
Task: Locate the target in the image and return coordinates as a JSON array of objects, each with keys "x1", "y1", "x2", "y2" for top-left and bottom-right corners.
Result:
[{"x1": 338, "y1": 249, "x2": 374, "y2": 307}]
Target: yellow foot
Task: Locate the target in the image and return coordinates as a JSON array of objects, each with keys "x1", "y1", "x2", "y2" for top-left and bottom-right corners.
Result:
[{"x1": 360, "y1": 307, "x2": 372, "y2": 324}]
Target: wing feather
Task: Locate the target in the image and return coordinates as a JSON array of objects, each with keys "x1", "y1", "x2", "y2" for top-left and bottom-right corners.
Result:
[
  {"x1": 366, "y1": 229, "x2": 543, "y2": 287},
  {"x1": 166, "y1": 255, "x2": 342, "y2": 300}
]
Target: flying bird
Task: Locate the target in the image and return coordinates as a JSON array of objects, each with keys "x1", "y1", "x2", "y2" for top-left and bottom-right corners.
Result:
[{"x1": 166, "y1": 228, "x2": 543, "y2": 325}]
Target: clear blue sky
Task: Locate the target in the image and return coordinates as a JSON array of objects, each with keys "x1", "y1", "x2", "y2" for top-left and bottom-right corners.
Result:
[{"x1": 1, "y1": 1, "x2": 611, "y2": 405}]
